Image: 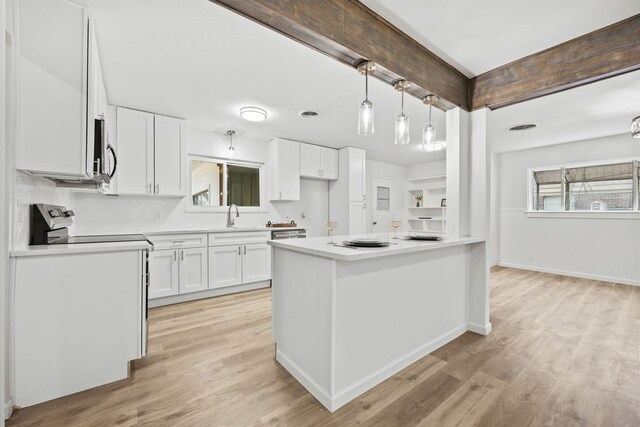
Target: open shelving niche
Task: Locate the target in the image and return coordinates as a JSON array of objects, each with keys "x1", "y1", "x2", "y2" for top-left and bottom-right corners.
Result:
[{"x1": 406, "y1": 174, "x2": 446, "y2": 235}]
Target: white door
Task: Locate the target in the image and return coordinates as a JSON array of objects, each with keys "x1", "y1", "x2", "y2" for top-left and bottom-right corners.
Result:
[
  {"x1": 154, "y1": 115, "x2": 185, "y2": 196},
  {"x1": 349, "y1": 202, "x2": 366, "y2": 235},
  {"x1": 321, "y1": 147, "x2": 339, "y2": 180},
  {"x1": 242, "y1": 243, "x2": 271, "y2": 283},
  {"x1": 300, "y1": 143, "x2": 321, "y2": 178},
  {"x1": 116, "y1": 107, "x2": 154, "y2": 195},
  {"x1": 279, "y1": 140, "x2": 300, "y2": 200},
  {"x1": 371, "y1": 177, "x2": 397, "y2": 234},
  {"x1": 149, "y1": 250, "x2": 179, "y2": 298},
  {"x1": 208, "y1": 245, "x2": 242, "y2": 289},
  {"x1": 179, "y1": 247, "x2": 208, "y2": 294}
]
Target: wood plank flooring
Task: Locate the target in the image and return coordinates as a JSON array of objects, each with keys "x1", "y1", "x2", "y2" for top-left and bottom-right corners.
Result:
[{"x1": 7, "y1": 267, "x2": 640, "y2": 426}]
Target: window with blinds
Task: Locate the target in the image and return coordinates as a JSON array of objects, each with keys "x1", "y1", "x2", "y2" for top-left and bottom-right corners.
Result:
[{"x1": 530, "y1": 160, "x2": 639, "y2": 212}]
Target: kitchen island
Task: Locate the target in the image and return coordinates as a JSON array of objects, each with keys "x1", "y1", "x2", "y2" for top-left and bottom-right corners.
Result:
[{"x1": 269, "y1": 234, "x2": 490, "y2": 412}]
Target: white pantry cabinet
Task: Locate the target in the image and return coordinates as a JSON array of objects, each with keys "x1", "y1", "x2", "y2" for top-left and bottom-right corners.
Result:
[
  {"x1": 114, "y1": 107, "x2": 186, "y2": 197},
  {"x1": 17, "y1": 0, "x2": 107, "y2": 179},
  {"x1": 148, "y1": 234, "x2": 208, "y2": 299},
  {"x1": 208, "y1": 232, "x2": 271, "y2": 289},
  {"x1": 269, "y1": 138, "x2": 300, "y2": 201},
  {"x1": 300, "y1": 143, "x2": 339, "y2": 180},
  {"x1": 329, "y1": 147, "x2": 367, "y2": 236}
]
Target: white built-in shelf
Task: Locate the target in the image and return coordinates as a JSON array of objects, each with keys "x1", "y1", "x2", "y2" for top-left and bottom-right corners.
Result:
[
  {"x1": 408, "y1": 229, "x2": 445, "y2": 234},
  {"x1": 409, "y1": 218, "x2": 446, "y2": 222},
  {"x1": 408, "y1": 206, "x2": 445, "y2": 210},
  {"x1": 407, "y1": 174, "x2": 446, "y2": 182}
]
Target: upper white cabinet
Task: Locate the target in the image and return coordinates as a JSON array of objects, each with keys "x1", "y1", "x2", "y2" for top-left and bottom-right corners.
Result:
[
  {"x1": 329, "y1": 147, "x2": 367, "y2": 236},
  {"x1": 17, "y1": 0, "x2": 104, "y2": 179},
  {"x1": 114, "y1": 107, "x2": 186, "y2": 197},
  {"x1": 300, "y1": 143, "x2": 338, "y2": 180},
  {"x1": 269, "y1": 138, "x2": 300, "y2": 201}
]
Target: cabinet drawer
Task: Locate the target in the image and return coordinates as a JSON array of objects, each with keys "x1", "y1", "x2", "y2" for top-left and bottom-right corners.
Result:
[
  {"x1": 146, "y1": 233, "x2": 207, "y2": 250},
  {"x1": 208, "y1": 231, "x2": 268, "y2": 247}
]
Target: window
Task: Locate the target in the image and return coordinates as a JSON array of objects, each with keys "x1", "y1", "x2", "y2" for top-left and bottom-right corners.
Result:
[
  {"x1": 376, "y1": 186, "x2": 390, "y2": 211},
  {"x1": 530, "y1": 159, "x2": 639, "y2": 212},
  {"x1": 190, "y1": 157, "x2": 263, "y2": 209}
]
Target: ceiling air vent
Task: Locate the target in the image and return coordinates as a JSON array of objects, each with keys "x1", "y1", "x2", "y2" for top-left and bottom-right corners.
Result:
[
  {"x1": 508, "y1": 123, "x2": 537, "y2": 132},
  {"x1": 299, "y1": 111, "x2": 319, "y2": 118}
]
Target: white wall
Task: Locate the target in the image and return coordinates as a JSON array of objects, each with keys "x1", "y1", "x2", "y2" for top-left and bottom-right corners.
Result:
[
  {"x1": 1, "y1": 0, "x2": 8, "y2": 420},
  {"x1": 495, "y1": 134, "x2": 640, "y2": 285},
  {"x1": 406, "y1": 159, "x2": 446, "y2": 179}
]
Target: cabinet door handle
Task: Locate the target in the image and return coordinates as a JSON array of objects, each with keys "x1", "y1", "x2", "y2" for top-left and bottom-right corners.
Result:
[
  {"x1": 279, "y1": 191, "x2": 282, "y2": 199},
  {"x1": 173, "y1": 250, "x2": 177, "y2": 261},
  {"x1": 238, "y1": 246, "x2": 241, "y2": 255},
  {"x1": 181, "y1": 250, "x2": 184, "y2": 261},
  {"x1": 244, "y1": 245, "x2": 247, "y2": 255},
  {"x1": 148, "y1": 183, "x2": 152, "y2": 194},
  {"x1": 155, "y1": 183, "x2": 159, "y2": 193}
]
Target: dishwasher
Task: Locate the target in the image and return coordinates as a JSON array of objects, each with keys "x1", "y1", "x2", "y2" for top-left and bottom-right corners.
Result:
[{"x1": 270, "y1": 229, "x2": 307, "y2": 240}]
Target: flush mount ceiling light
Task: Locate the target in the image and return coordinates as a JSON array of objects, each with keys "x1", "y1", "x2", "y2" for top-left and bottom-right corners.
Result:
[
  {"x1": 357, "y1": 60, "x2": 376, "y2": 136},
  {"x1": 422, "y1": 95, "x2": 445, "y2": 152},
  {"x1": 239, "y1": 106, "x2": 267, "y2": 122},
  {"x1": 226, "y1": 130, "x2": 235, "y2": 154},
  {"x1": 394, "y1": 80, "x2": 411, "y2": 145},
  {"x1": 632, "y1": 116, "x2": 640, "y2": 139}
]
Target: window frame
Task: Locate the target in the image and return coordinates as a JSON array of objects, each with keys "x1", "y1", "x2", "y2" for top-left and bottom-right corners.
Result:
[
  {"x1": 527, "y1": 157, "x2": 640, "y2": 217},
  {"x1": 186, "y1": 155, "x2": 267, "y2": 213}
]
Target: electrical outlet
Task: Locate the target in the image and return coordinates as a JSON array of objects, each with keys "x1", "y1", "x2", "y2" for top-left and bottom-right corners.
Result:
[
  {"x1": 527, "y1": 254, "x2": 535, "y2": 262},
  {"x1": 155, "y1": 211, "x2": 161, "y2": 221}
]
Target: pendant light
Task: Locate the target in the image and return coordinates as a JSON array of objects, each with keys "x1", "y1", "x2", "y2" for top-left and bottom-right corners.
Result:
[
  {"x1": 227, "y1": 130, "x2": 235, "y2": 154},
  {"x1": 422, "y1": 95, "x2": 445, "y2": 152},
  {"x1": 357, "y1": 61, "x2": 376, "y2": 135},
  {"x1": 394, "y1": 80, "x2": 411, "y2": 145},
  {"x1": 632, "y1": 115, "x2": 640, "y2": 139}
]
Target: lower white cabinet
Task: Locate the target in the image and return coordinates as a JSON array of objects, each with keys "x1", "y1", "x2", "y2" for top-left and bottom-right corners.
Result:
[
  {"x1": 149, "y1": 249, "x2": 179, "y2": 298},
  {"x1": 208, "y1": 242, "x2": 271, "y2": 289},
  {"x1": 149, "y1": 248, "x2": 208, "y2": 298}
]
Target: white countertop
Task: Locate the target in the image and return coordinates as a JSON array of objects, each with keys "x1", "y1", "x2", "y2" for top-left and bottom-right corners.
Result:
[
  {"x1": 130, "y1": 226, "x2": 305, "y2": 236},
  {"x1": 10, "y1": 241, "x2": 152, "y2": 258},
  {"x1": 268, "y1": 234, "x2": 485, "y2": 261}
]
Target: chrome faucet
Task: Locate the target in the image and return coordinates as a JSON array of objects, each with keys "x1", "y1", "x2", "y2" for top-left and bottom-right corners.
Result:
[{"x1": 227, "y1": 204, "x2": 239, "y2": 228}]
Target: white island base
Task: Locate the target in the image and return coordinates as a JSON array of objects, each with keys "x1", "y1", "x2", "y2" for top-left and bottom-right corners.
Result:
[{"x1": 270, "y1": 236, "x2": 490, "y2": 412}]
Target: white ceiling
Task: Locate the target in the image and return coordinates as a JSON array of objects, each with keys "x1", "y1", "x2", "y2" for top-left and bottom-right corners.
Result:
[
  {"x1": 83, "y1": 0, "x2": 639, "y2": 166},
  {"x1": 83, "y1": 0, "x2": 447, "y2": 166},
  {"x1": 360, "y1": 0, "x2": 640, "y2": 77}
]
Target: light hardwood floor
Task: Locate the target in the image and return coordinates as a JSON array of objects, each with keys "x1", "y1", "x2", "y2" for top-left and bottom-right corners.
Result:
[{"x1": 7, "y1": 267, "x2": 640, "y2": 426}]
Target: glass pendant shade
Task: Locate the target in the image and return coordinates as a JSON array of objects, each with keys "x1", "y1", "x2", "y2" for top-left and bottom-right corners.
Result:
[
  {"x1": 359, "y1": 99, "x2": 375, "y2": 135},
  {"x1": 395, "y1": 113, "x2": 410, "y2": 145},
  {"x1": 632, "y1": 115, "x2": 640, "y2": 139}
]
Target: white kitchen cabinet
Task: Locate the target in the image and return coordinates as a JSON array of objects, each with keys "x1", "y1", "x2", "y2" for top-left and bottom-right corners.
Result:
[
  {"x1": 12, "y1": 248, "x2": 147, "y2": 407},
  {"x1": 147, "y1": 234, "x2": 208, "y2": 298},
  {"x1": 149, "y1": 249, "x2": 179, "y2": 298},
  {"x1": 208, "y1": 231, "x2": 271, "y2": 289},
  {"x1": 115, "y1": 107, "x2": 186, "y2": 197},
  {"x1": 243, "y1": 243, "x2": 271, "y2": 283},
  {"x1": 269, "y1": 138, "x2": 300, "y2": 201},
  {"x1": 17, "y1": 0, "x2": 106, "y2": 180},
  {"x1": 154, "y1": 115, "x2": 186, "y2": 196},
  {"x1": 179, "y1": 247, "x2": 208, "y2": 294},
  {"x1": 209, "y1": 245, "x2": 243, "y2": 289},
  {"x1": 116, "y1": 108, "x2": 155, "y2": 195},
  {"x1": 329, "y1": 147, "x2": 367, "y2": 235},
  {"x1": 300, "y1": 143, "x2": 338, "y2": 180}
]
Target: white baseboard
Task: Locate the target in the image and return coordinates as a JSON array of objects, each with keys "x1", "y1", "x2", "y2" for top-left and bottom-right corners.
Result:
[
  {"x1": 5, "y1": 399, "x2": 13, "y2": 420},
  {"x1": 277, "y1": 323, "x2": 469, "y2": 412},
  {"x1": 467, "y1": 321, "x2": 492, "y2": 335},
  {"x1": 496, "y1": 262, "x2": 639, "y2": 287},
  {"x1": 275, "y1": 351, "x2": 333, "y2": 410},
  {"x1": 149, "y1": 280, "x2": 271, "y2": 307}
]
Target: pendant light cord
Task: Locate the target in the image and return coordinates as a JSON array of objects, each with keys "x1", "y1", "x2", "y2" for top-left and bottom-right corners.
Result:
[
  {"x1": 365, "y1": 69, "x2": 369, "y2": 101},
  {"x1": 401, "y1": 90, "x2": 404, "y2": 114}
]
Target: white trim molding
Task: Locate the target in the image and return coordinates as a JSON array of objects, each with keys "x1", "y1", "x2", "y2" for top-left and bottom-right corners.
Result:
[{"x1": 497, "y1": 262, "x2": 640, "y2": 287}]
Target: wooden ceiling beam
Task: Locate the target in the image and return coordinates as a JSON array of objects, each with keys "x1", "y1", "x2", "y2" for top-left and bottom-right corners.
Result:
[
  {"x1": 470, "y1": 14, "x2": 640, "y2": 110},
  {"x1": 209, "y1": 0, "x2": 470, "y2": 111}
]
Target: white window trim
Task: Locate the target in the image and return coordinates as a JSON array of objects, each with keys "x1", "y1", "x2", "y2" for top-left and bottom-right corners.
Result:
[
  {"x1": 186, "y1": 155, "x2": 267, "y2": 213},
  {"x1": 527, "y1": 156, "x2": 640, "y2": 215}
]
